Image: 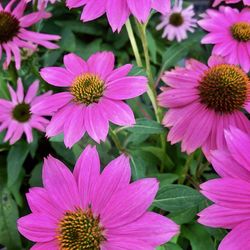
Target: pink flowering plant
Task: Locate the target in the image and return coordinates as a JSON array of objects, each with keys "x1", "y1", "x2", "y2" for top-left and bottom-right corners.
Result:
[{"x1": 1, "y1": 0, "x2": 250, "y2": 249}]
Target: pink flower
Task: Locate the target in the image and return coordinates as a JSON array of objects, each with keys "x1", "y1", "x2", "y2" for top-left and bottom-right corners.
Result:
[
  {"x1": 0, "y1": 0, "x2": 60, "y2": 70},
  {"x1": 18, "y1": 145, "x2": 179, "y2": 249},
  {"x1": 26, "y1": 0, "x2": 59, "y2": 9},
  {"x1": 66, "y1": 0, "x2": 170, "y2": 32},
  {"x1": 0, "y1": 79, "x2": 52, "y2": 144},
  {"x1": 198, "y1": 128, "x2": 250, "y2": 250},
  {"x1": 213, "y1": 0, "x2": 250, "y2": 7},
  {"x1": 158, "y1": 55, "x2": 250, "y2": 155},
  {"x1": 156, "y1": 0, "x2": 197, "y2": 42},
  {"x1": 39, "y1": 51, "x2": 148, "y2": 148},
  {"x1": 199, "y1": 6, "x2": 250, "y2": 72}
]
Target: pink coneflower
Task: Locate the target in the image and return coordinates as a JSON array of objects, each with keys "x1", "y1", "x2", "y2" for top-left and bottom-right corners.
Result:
[
  {"x1": 26, "y1": 0, "x2": 59, "y2": 9},
  {"x1": 199, "y1": 6, "x2": 250, "y2": 72},
  {"x1": 66, "y1": 0, "x2": 170, "y2": 32},
  {"x1": 158, "y1": 55, "x2": 250, "y2": 155},
  {"x1": 156, "y1": 0, "x2": 197, "y2": 42},
  {"x1": 213, "y1": 0, "x2": 250, "y2": 7},
  {"x1": 0, "y1": 79, "x2": 52, "y2": 144},
  {"x1": 38, "y1": 51, "x2": 148, "y2": 147},
  {"x1": 0, "y1": 0, "x2": 60, "y2": 70},
  {"x1": 198, "y1": 128, "x2": 250, "y2": 250},
  {"x1": 18, "y1": 145, "x2": 179, "y2": 249}
]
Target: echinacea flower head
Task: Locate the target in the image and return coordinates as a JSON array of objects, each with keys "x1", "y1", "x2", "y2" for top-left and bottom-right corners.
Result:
[
  {"x1": 158, "y1": 55, "x2": 250, "y2": 155},
  {"x1": 213, "y1": 0, "x2": 250, "y2": 7},
  {"x1": 199, "y1": 6, "x2": 250, "y2": 72},
  {"x1": 0, "y1": 79, "x2": 52, "y2": 144},
  {"x1": 26, "y1": 0, "x2": 59, "y2": 9},
  {"x1": 39, "y1": 51, "x2": 148, "y2": 148},
  {"x1": 156, "y1": 0, "x2": 197, "y2": 42},
  {"x1": 198, "y1": 127, "x2": 250, "y2": 250},
  {"x1": 0, "y1": 0, "x2": 60, "y2": 70},
  {"x1": 18, "y1": 145, "x2": 179, "y2": 249},
  {"x1": 66, "y1": 0, "x2": 171, "y2": 32}
]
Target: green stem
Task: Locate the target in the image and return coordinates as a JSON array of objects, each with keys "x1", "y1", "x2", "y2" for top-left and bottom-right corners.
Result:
[
  {"x1": 125, "y1": 19, "x2": 143, "y2": 67},
  {"x1": 135, "y1": 21, "x2": 167, "y2": 167},
  {"x1": 178, "y1": 153, "x2": 195, "y2": 185},
  {"x1": 7, "y1": 62, "x2": 18, "y2": 86},
  {"x1": 109, "y1": 128, "x2": 126, "y2": 153}
]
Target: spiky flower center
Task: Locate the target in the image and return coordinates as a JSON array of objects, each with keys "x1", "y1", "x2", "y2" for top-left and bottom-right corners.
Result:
[
  {"x1": 0, "y1": 11, "x2": 20, "y2": 44},
  {"x1": 199, "y1": 64, "x2": 249, "y2": 113},
  {"x1": 169, "y1": 12, "x2": 184, "y2": 27},
  {"x1": 12, "y1": 103, "x2": 31, "y2": 123},
  {"x1": 57, "y1": 209, "x2": 105, "y2": 250},
  {"x1": 70, "y1": 73, "x2": 105, "y2": 105},
  {"x1": 231, "y1": 22, "x2": 250, "y2": 42}
]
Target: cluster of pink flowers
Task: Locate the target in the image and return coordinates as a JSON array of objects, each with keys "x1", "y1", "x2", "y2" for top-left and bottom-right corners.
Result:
[{"x1": 1, "y1": 0, "x2": 250, "y2": 249}]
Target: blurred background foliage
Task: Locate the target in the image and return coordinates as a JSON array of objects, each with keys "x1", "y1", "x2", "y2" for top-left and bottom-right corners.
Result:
[{"x1": 0, "y1": 0, "x2": 230, "y2": 249}]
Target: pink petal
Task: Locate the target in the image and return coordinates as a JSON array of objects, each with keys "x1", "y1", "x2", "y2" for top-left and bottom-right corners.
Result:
[
  {"x1": 87, "y1": 51, "x2": 115, "y2": 80},
  {"x1": 63, "y1": 53, "x2": 88, "y2": 76},
  {"x1": 101, "y1": 178, "x2": 159, "y2": 228},
  {"x1": 92, "y1": 154, "x2": 131, "y2": 214},
  {"x1": 73, "y1": 145, "x2": 100, "y2": 209},
  {"x1": 42, "y1": 155, "x2": 80, "y2": 211},
  {"x1": 198, "y1": 204, "x2": 250, "y2": 229},
  {"x1": 219, "y1": 220, "x2": 250, "y2": 250},
  {"x1": 105, "y1": 76, "x2": 148, "y2": 100},
  {"x1": 100, "y1": 98, "x2": 135, "y2": 126},
  {"x1": 17, "y1": 214, "x2": 57, "y2": 243},
  {"x1": 40, "y1": 67, "x2": 74, "y2": 87}
]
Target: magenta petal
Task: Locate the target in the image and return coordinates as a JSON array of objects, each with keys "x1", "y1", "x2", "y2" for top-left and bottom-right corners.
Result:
[
  {"x1": 201, "y1": 178, "x2": 250, "y2": 209},
  {"x1": 152, "y1": 0, "x2": 170, "y2": 14},
  {"x1": 198, "y1": 204, "x2": 250, "y2": 229},
  {"x1": 219, "y1": 220, "x2": 250, "y2": 250},
  {"x1": 127, "y1": 0, "x2": 151, "y2": 22},
  {"x1": 40, "y1": 67, "x2": 74, "y2": 87},
  {"x1": 80, "y1": 0, "x2": 106, "y2": 22},
  {"x1": 63, "y1": 104, "x2": 86, "y2": 148},
  {"x1": 26, "y1": 187, "x2": 62, "y2": 219},
  {"x1": 92, "y1": 154, "x2": 131, "y2": 214},
  {"x1": 100, "y1": 98, "x2": 135, "y2": 126},
  {"x1": 42, "y1": 155, "x2": 80, "y2": 211},
  {"x1": 108, "y1": 212, "x2": 179, "y2": 247},
  {"x1": 225, "y1": 128, "x2": 250, "y2": 172},
  {"x1": 31, "y1": 240, "x2": 58, "y2": 250},
  {"x1": 63, "y1": 53, "x2": 88, "y2": 76},
  {"x1": 87, "y1": 51, "x2": 115, "y2": 79},
  {"x1": 101, "y1": 178, "x2": 159, "y2": 228},
  {"x1": 106, "y1": 0, "x2": 130, "y2": 32},
  {"x1": 84, "y1": 104, "x2": 109, "y2": 143},
  {"x1": 73, "y1": 145, "x2": 100, "y2": 209},
  {"x1": 25, "y1": 80, "x2": 39, "y2": 103},
  {"x1": 17, "y1": 213, "x2": 57, "y2": 243},
  {"x1": 106, "y1": 64, "x2": 133, "y2": 82},
  {"x1": 105, "y1": 76, "x2": 148, "y2": 100}
]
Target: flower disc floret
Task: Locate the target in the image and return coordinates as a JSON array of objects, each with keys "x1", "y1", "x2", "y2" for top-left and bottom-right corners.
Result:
[
  {"x1": 231, "y1": 22, "x2": 250, "y2": 42},
  {"x1": 199, "y1": 64, "x2": 249, "y2": 114},
  {"x1": 0, "y1": 11, "x2": 20, "y2": 44},
  {"x1": 71, "y1": 73, "x2": 105, "y2": 105},
  {"x1": 58, "y1": 208, "x2": 104, "y2": 249}
]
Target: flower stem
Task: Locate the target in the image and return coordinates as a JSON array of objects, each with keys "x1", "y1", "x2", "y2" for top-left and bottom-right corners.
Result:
[
  {"x1": 125, "y1": 19, "x2": 143, "y2": 67},
  {"x1": 178, "y1": 153, "x2": 195, "y2": 184},
  {"x1": 7, "y1": 62, "x2": 18, "y2": 86},
  {"x1": 135, "y1": 21, "x2": 167, "y2": 167},
  {"x1": 109, "y1": 128, "x2": 126, "y2": 154}
]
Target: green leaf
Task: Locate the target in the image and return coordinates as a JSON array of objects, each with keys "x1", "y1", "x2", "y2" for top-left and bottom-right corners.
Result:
[
  {"x1": 158, "y1": 242, "x2": 183, "y2": 250},
  {"x1": 130, "y1": 151, "x2": 147, "y2": 180},
  {"x1": 0, "y1": 167, "x2": 22, "y2": 249},
  {"x1": 153, "y1": 184, "x2": 204, "y2": 212},
  {"x1": 29, "y1": 163, "x2": 43, "y2": 187},
  {"x1": 123, "y1": 118, "x2": 164, "y2": 135},
  {"x1": 182, "y1": 223, "x2": 215, "y2": 250},
  {"x1": 7, "y1": 141, "x2": 29, "y2": 188},
  {"x1": 59, "y1": 27, "x2": 76, "y2": 52},
  {"x1": 147, "y1": 31, "x2": 157, "y2": 63}
]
